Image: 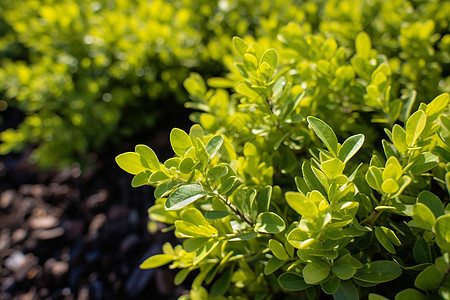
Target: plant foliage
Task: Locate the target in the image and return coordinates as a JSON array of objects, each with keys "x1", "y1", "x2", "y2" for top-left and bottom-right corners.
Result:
[
  {"x1": 1, "y1": 0, "x2": 449, "y2": 168},
  {"x1": 117, "y1": 15, "x2": 450, "y2": 299}
]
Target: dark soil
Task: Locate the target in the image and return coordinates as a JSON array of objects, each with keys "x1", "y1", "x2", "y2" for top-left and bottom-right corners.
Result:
[{"x1": 0, "y1": 113, "x2": 193, "y2": 299}]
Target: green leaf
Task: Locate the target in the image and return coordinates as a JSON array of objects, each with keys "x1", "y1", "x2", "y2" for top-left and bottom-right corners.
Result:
[
  {"x1": 333, "y1": 280, "x2": 359, "y2": 300},
  {"x1": 193, "y1": 239, "x2": 220, "y2": 265},
  {"x1": 353, "y1": 261, "x2": 402, "y2": 283},
  {"x1": 255, "y1": 212, "x2": 286, "y2": 234},
  {"x1": 140, "y1": 254, "x2": 173, "y2": 269},
  {"x1": 205, "y1": 210, "x2": 230, "y2": 219},
  {"x1": 365, "y1": 166, "x2": 383, "y2": 191},
  {"x1": 395, "y1": 289, "x2": 426, "y2": 300},
  {"x1": 269, "y1": 239, "x2": 289, "y2": 260},
  {"x1": 260, "y1": 48, "x2": 277, "y2": 70},
  {"x1": 417, "y1": 191, "x2": 445, "y2": 218},
  {"x1": 183, "y1": 73, "x2": 206, "y2": 98},
  {"x1": 413, "y1": 238, "x2": 432, "y2": 264},
  {"x1": 400, "y1": 90, "x2": 417, "y2": 123},
  {"x1": 392, "y1": 125, "x2": 408, "y2": 154},
  {"x1": 174, "y1": 268, "x2": 191, "y2": 286},
  {"x1": 414, "y1": 264, "x2": 444, "y2": 291},
  {"x1": 307, "y1": 116, "x2": 339, "y2": 156},
  {"x1": 412, "y1": 203, "x2": 436, "y2": 231},
  {"x1": 256, "y1": 186, "x2": 272, "y2": 214},
  {"x1": 264, "y1": 256, "x2": 285, "y2": 275},
  {"x1": 426, "y1": 93, "x2": 449, "y2": 121},
  {"x1": 184, "y1": 237, "x2": 209, "y2": 252},
  {"x1": 409, "y1": 152, "x2": 439, "y2": 174},
  {"x1": 207, "y1": 164, "x2": 228, "y2": 180},
  {"x1": 210, "y1": 266, "x2": 233, "y2": 297},
  {"x1": 406, "y1": 110, "x2": 426, "y2": 146},
  {"x1": 179, "y1": 157, "x2": 196, "y2": 174},
  {"x1": 131, "y1": 171, "x2": 151, "y2": 187},
  {"x1": 302, "y1": 160, "x2": 327, "y2": 195},
  {"x1": 154, "y1": 180, "x2": 179, "y2": 198},
  {"x1": 321, "y1": 276, "x2": 340, "y2": 294},
  {"x1": 285, "y1": 192, "x2": 317, "y2": 217},
  {"x1": 233, "y1": 36, "x2": 248, "y2": 57},
  {"x1": 338, "y1": 134, "x2": 365, "y2": 164},
  {"x1": 135, "y1": 144, "x2": 160, "y2": 171},
  {"x1": 381, "y1": 178, "x2": 399, "y2": 194},
  {"x1": 303, "y1": 261, "x2": 331, "y2": 284},
  {"x1": 322, "y1": 158, "x2": 345, "y2": 179},
  {"x1": 434, "y1": 215, "x2": 450, "y2": 252},
  {"x1": 375, "y1": 226, "x2": 396, "y2": 254},
  {"x1": 116, "y1": 152, "x2": 146, "y2": 175},
  {"x1": 332, "y1": 263, "x2": 356, "y2": 280},
  {"x1": 165, "y1": 184, "x2": 207, "y2": 211},
  {"x1": 170, "y1": 128, "x2": 193, "y2": 157},
  {"x1": 368, "y1": 294, "x2": 389, "y2": 300},
  {"x1": 205, "y1": 135, "x2": 224, "y2": 161},
  {"x1": 148, "y1": 204, "x2": 178, "y2": 224},
  {"x1": 149, "y1": 171, "x2": 170, "y2": 184},
  {"x1": 356, "y1": 32, "x2": 371, "y2": 58},
  {"x1": 278, "y1": 272, "x2": 310, "y2": 291}
]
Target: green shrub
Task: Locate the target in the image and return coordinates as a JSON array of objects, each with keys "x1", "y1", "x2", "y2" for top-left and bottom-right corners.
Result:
[
  {"x1": 1, "y1": 0, "x2": 448, "y2": 168},
  {"x1": 117, "y1": 22, "x2": 450, "y2": 299}
]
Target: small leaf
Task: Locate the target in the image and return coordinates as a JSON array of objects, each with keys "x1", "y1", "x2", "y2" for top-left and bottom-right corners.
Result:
[
  {"x1": 303, "y1": 261, "x2": 331, "y2": 284},
  {"x1": 269, "y1": 239, "x2": 289, "y2": 260},
  {"x1": 417, "y1": 191, "x2": 445, "y2": 218},
  {"x1": 409, "y1": 152, "x2": 439, "y2": 174},
  {"x1": 210, "y1": 266, "x2": 233, "y2": 297},
  {"x1": 353, "y1": 261, "x2": 402, "y2": 283},
  {"x1": 264, "y1": 256, "x2": 285, "y2": 275},
  {"x1": 426, "y1": 93, "x2": 449, "y2": 121},
  {"x1": 174, "y1": 269, "x2": 191, "y2": 286},
  {"x1": 412, "y1": 238, "x2": 432, "y2": 264},
  {"x1": 321, "y1": 276, "x2": 340, "y2": 294},
  {"x1": 255, "y1": 212, "x2": 286, "y2": 234},
  {"x1": 165, "y1": 184, "x2": 207, "y2": 211},
  {"x1": 392, "y1": 125, "x2": 407, "y2": 154},
  {"x1": 412, "y1": 203, "x2": 435, "y2": 231},
  {"x1": 395, "y1": 289, "x2": 426, "y2": 300},
  {"x1": 338, "y1": 134, "x2": 365, "y2": 164},
  {"x1": 375, "y1": 226, "x2": 396, "y2": 254},
  {"x1": 116, "y1": 152, "x2": 146, "y2": 175},
  {"x1": 332, "y1": 263, "x2": 356, "y2": 280},
  {"x1": 285, "y1": 192, "x2": 317, "y2": 217},
  {"x1": 193, "y1": 239, "x2": 220, "y2": 265},
  {"x1": 381, "y1": 178, "x2": 399, "y2": 194},
  {"x1": 184, "y1": 237, "x2": 209, "y2": 252},
  {"x1": 135, "y1": 145, "x2": 160, "y2": 171},
  {"x1": 233, "y1": 36, "x2": 248, "y2": 56},
  {"x1": 365, "y1": 166, "x2": 383, "y2": 191},
  {"x1": 406, "y1": 110, "x2": 426, "y2": 146},
  {"x1": 322, "y1": 158, "x2": 344, "y2": 179},
  {"x1": 205, "y1": 135, "x2": 224, "y2": 161},
  {"x1": 140, "y1": 254, "x2": 173, "y2": 269},
  {"x1": 414, "y1": 264, "x2": 444, "y2": 291},
  {"x1": 260, "y1": 48, "x2": 277, "y2": 70},
  {"x1": 170, "y1": 128, "x2": 193, "y2": 157},
  {"x1": 278, "y1": 272, "x2": 310, "y2": 291},
  {"x1": 131, "y1": 171, "x2": 151, "y2": 187},
  {"x1": 333, "y1": 280, "x2": 359, "y2": 300},
  {"x1": 154, "y1": 180, "x2": 179, "y2": 198},
  {"x1": 207, "y1": 164, "x2": 228, "y2": 180},
  {"x1": 307, "y1": 116, "x2": 339, "y2": 156},
  {"x1": 356, "y1": 32, "x2": 371, "y2": 58},
  {"x1": 434, "y1": 215, "x2": 450, "y2": 252},
  {"x1": 205, "y1": 211, "x2": 230, "y2": 219},
  {"x1": 368, "y1": 294, "x2": 390, "y2": 300},
  {"x1": 179, "y1": 157, "x2": 196, "y2": 174}
]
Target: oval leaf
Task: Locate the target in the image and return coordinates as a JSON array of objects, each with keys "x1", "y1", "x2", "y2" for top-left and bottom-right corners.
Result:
[
  {"x1": 303, "y1": 261, "x2": 331, "y2": 284},
  {"x1": 406, "y1": 110, "x2": 426, "y2": 146},
  {"x1": 116, "y1": 152, "x2": 146, "y2": 175},
  {"x1": 338, "y1": 134, "x2": 365, "y2": 164},
  {"x1": 255, "y1": 212, "x2": 286, "y2": 234},
  {"x1": 170, "y1": 128, "x2": 193, "y2": 157},
  {"x1": 140, "y1": 254, "x2": 173, "y2": 269},
  {"x1": 165, "y1": 184, "x2": 207, "y2": 211},
  {"x1": 307, "y1": 116, "x2": 338, "y2": 156},
  {"x1": 278, "y1": 272, "x2": 310, "y2": 291},
  {"x1": 353, "y1": 261, "x2": 402, "y2": 283}
]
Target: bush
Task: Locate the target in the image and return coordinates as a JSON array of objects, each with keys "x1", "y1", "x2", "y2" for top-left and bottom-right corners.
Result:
[
  {"x1": 1, "y1": 0, "x2": 449, "y2": 168},
  {"x1": 117, "y1": 20, "x2": 450, "y2": 300}
]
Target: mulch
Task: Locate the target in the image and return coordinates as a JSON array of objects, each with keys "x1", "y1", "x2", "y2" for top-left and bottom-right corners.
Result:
[{"x1": 0, "y1": 122, "x2": 192, "y2": 299}]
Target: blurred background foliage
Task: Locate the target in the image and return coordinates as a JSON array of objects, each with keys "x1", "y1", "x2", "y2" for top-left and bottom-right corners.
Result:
[{"x1": 0, "y1": 0, "x2": 448, "y2": 169}]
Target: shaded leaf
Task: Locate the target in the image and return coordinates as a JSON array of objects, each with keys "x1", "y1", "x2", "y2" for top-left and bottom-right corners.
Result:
[
  {"x1": 165, "y1": 184, "x2": 207, "y2": 211},
  {"x1": 278, "y1": 272, "x2": 310, "y2": 291},
  {"x1": 307, "y1": 116, "x2": 339, "y2": 156},
  {"x1": 255, "y1": 212, "x2": 286, "y2": 233}
]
